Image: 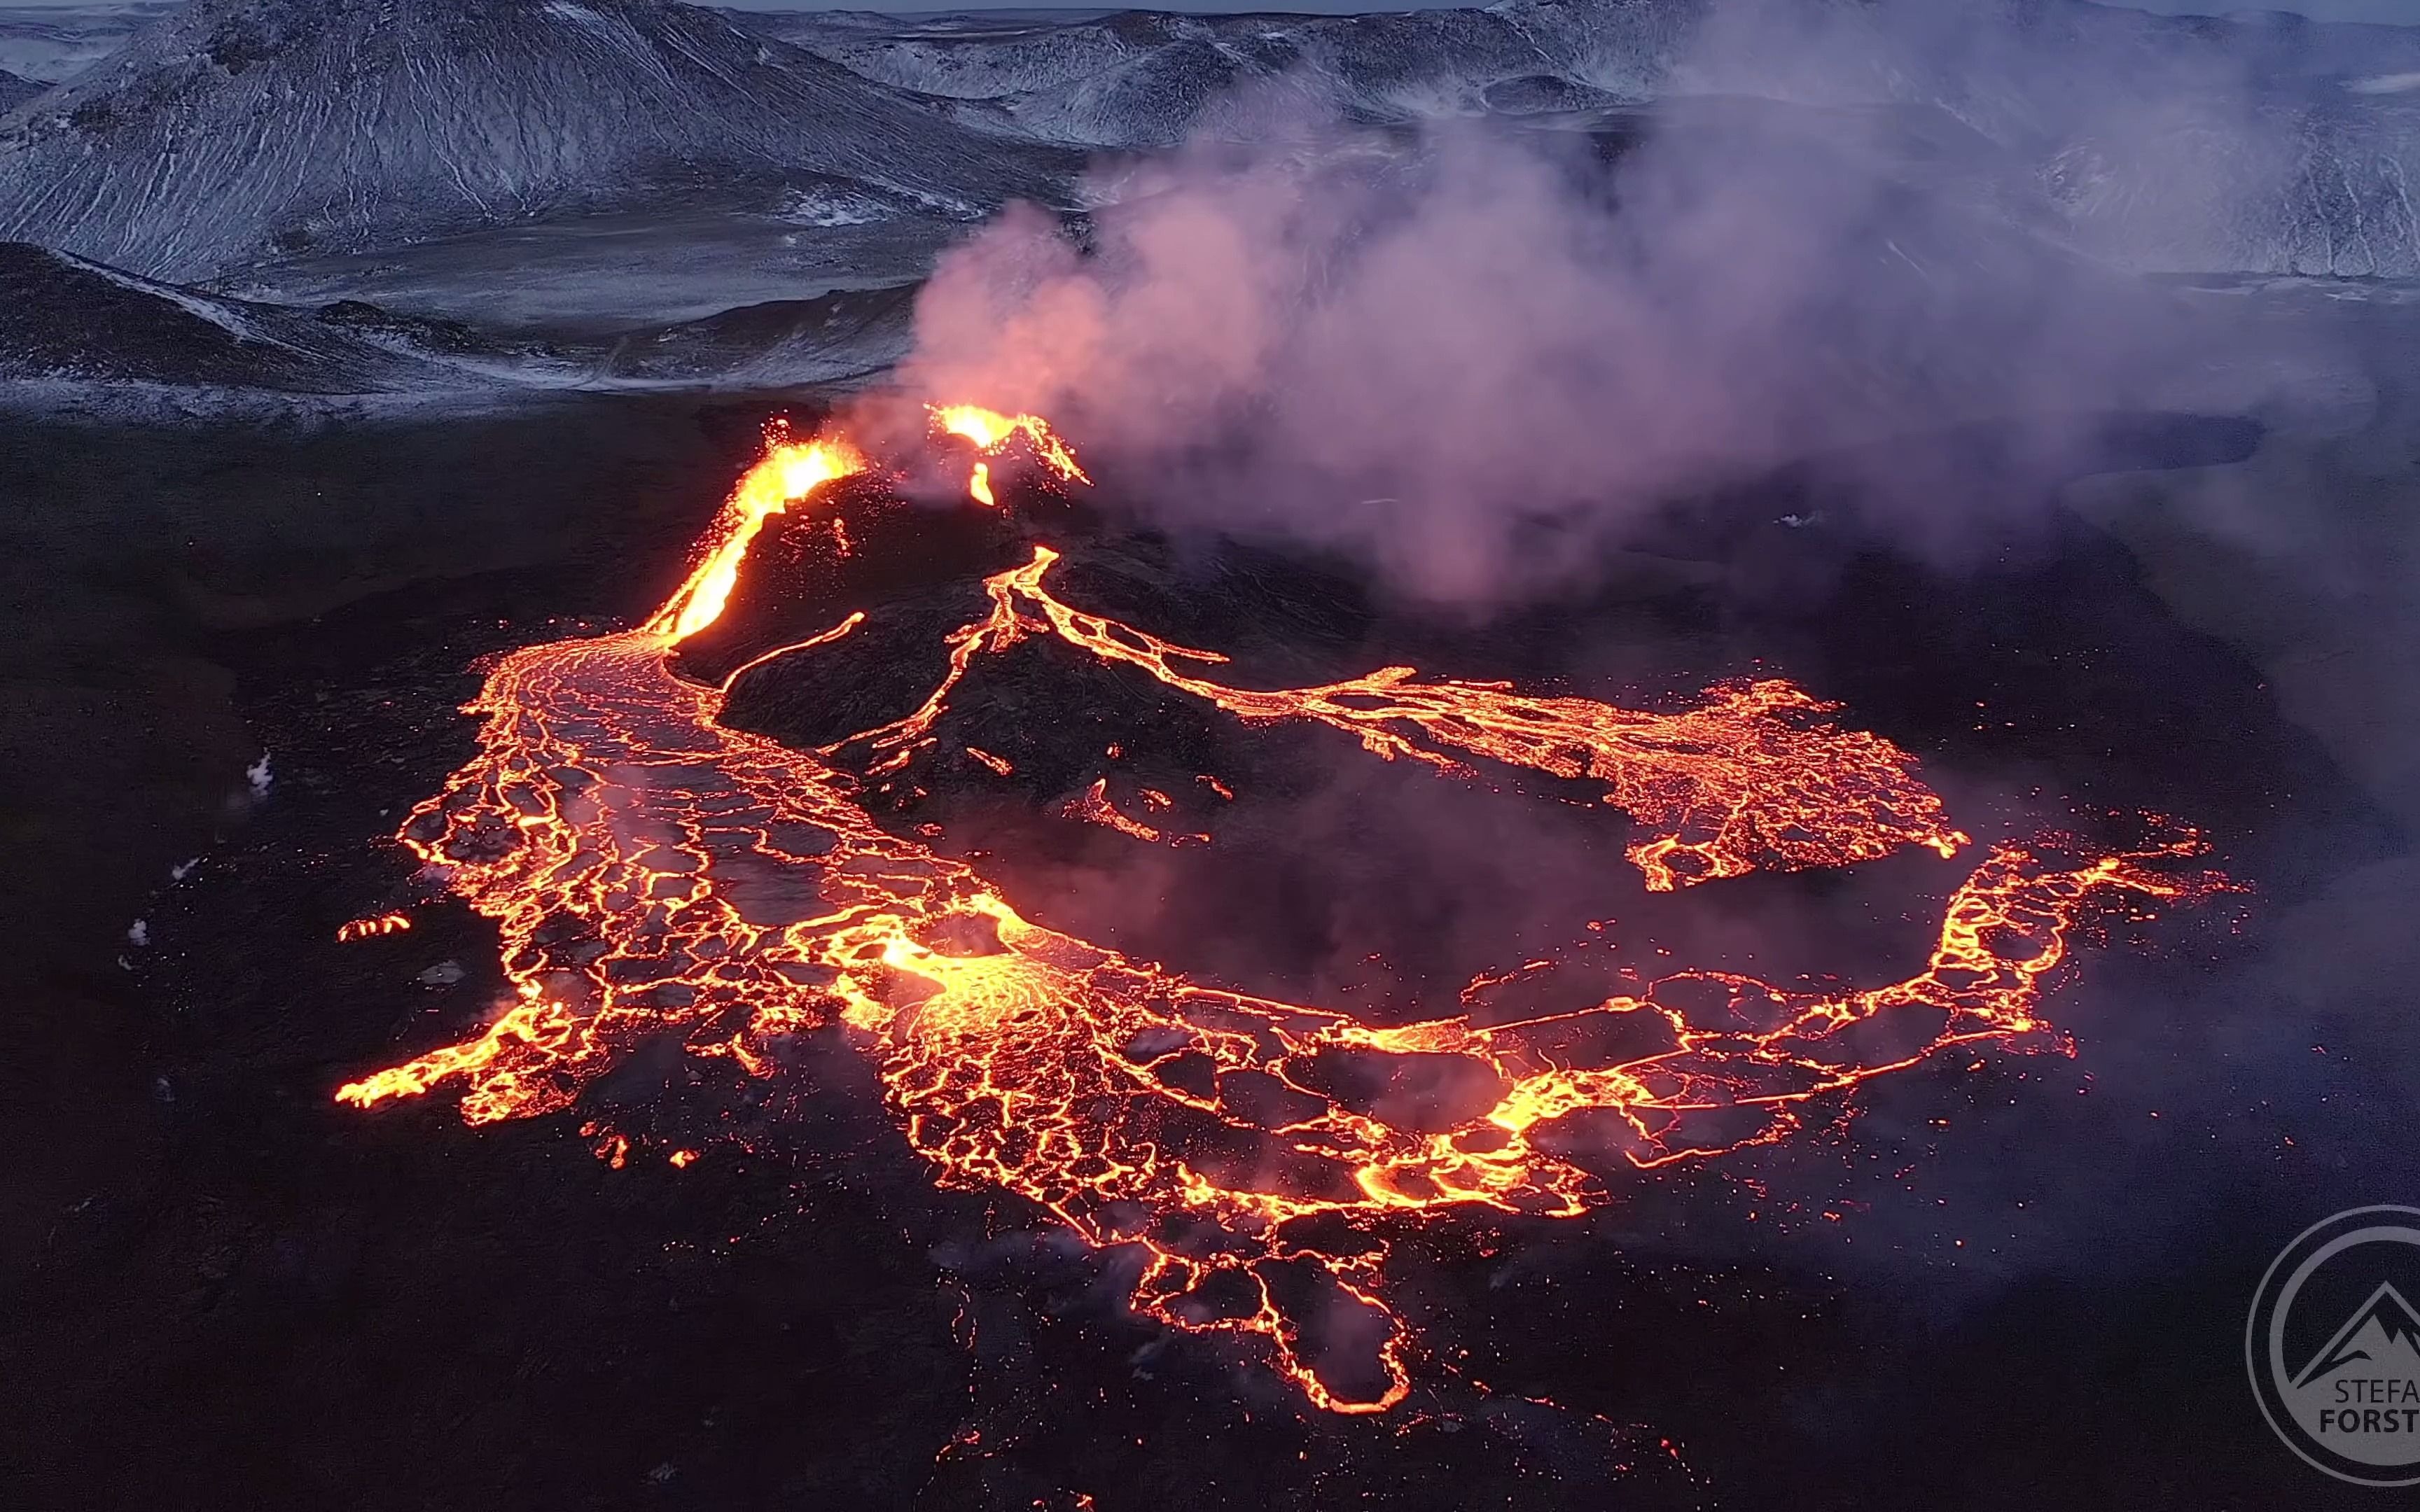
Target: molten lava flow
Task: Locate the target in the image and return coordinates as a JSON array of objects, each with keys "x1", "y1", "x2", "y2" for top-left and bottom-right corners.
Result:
[
  {"x1": 828, "y1": 547, "x2": 1967, "y2": 890},
  {"x1": 642, "y1": 426, "x2": 866, "y2": 644},
  {"x1": 337, "y1": 422, "x2": 2221, "y2": 1413},
  {"x1": 931, "y1": 404, "x2": 1091, "y2": 505},
  {"x1": 336, "y1": 912, "x2": 411, "y2": 942},
  {"x1": 1057, "y1": 777, "x2": 1211, "y2": 846}
]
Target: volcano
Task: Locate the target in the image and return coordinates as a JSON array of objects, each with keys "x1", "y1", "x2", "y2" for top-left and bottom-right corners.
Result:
[
  {"x1": 307, "y1": 412, "x2": 2258, "y2": 1413},
  {"x1": 43, "y1": 374, "x2": 2405, "y2": 1507}
]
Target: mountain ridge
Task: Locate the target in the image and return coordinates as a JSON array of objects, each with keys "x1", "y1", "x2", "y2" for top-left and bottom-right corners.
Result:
[
  {"x1": 759, "y1": 0, "x2": 2420, "y2": 277},
  {"x1": 0, "y1": 0, "x2": 1080, "y2": 281},
  {"x1": 0, "y1": 238, "x2": 524, "y2": 390}
]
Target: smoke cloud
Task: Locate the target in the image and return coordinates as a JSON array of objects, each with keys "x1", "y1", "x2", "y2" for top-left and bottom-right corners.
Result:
[{"x1": 886, "y1": 0, "x2": 2339, "y2": 600}]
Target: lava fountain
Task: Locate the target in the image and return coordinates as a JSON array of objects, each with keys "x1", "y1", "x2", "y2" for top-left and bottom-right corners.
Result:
[{"x1": 335, "y1": 417, "x2": 2220, "y2": 1411}]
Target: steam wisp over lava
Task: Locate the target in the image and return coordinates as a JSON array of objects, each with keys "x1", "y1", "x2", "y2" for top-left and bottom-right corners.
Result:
[{"x1": 335, "y1": 412, "x2": 2223, "y2": 1412}]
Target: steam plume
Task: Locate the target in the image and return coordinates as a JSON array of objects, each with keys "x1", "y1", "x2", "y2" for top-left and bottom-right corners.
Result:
[{"x1": 889, "y1": 0, "x2": 2332, "y2": 598}]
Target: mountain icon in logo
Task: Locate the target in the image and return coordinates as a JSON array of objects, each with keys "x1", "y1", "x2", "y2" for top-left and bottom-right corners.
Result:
[{"x1": 2293, "y1": 1282, "x2": 2420, "y2": 1390}]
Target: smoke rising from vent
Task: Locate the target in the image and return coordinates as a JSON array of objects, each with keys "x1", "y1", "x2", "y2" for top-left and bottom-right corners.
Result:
[{"x1": 888, "y1": 0, "x2": 2335, "y2": 599}]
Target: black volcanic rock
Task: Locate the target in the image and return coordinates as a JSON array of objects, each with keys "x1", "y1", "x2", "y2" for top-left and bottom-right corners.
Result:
[{"x1": 0, "y1": 0, "x2": 1078, "y2": 281}]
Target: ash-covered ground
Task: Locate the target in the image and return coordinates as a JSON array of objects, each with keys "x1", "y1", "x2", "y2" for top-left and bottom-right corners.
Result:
[{"x1": 6, "y1": 390, "x2": 2414, "y2": 1510}]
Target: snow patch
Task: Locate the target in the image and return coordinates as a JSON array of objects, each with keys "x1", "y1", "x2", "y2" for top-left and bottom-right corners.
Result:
[{"x1": 775, "y1": 186, "x2": 891, "y2": 227}]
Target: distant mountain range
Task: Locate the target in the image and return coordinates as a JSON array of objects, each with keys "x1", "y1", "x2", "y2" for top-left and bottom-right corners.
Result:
[
  {"x1": 749, "y1": 0, "x2": 2420, "y2": 278},
  {"x1": 0, "y1": 0, "x2": 2418, "y2": 397},
  {"x1": 0, "y1": 0, "x2": 2412, "y2": 290}
]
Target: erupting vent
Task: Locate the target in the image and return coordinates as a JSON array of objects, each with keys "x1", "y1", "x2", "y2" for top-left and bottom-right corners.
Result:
[{"x1": 335, "y1": 415, "x2": 2220, "y2": 1410}]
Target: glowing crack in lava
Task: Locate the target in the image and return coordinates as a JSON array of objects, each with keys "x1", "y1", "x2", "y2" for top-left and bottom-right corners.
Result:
[
  {"x1": 831, "y1": 546, "x2": 1969, "y2": 891},
  {"x1": 337, "y1": 424, "x2": 2220, "y2": 1412}
]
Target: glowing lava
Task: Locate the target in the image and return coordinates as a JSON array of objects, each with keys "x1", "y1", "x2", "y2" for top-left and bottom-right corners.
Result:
[
  {"x1": 823, "y1": 546, "x2": 1968, "y2": 891},
  {"x1": 642, "y1": 427, "x2": 866, "y2": 643},
  {"x1": 931, "y1": 404, "x2": 1091, "y2": 506},
  {"x1": 336, "y1": 421, "x2": 2221, "y2": 1413}
]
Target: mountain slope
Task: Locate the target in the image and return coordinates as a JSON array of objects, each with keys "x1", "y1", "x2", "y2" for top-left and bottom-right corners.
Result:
[
  {"x1": 0, "y1": 240, "x2": 528, "y2": 391},
  {"x1": 598, "y1": 284, "x2": 915, "y2": 385},
  {"x1": 746, "y1": 4, "x2": 1686, "y2": 148},
  {"x1": 0, "y1": 3, "x2": 173, "y2": 85},
  {"x1": 0, "y1": 66, "x2": 39, "y2": 112},
  {"x1": 0, "y1": 0, "x2": 1078, "y2": 283}
]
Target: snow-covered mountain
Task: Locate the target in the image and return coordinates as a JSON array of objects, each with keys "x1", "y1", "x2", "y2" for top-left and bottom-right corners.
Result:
[
  {"x1": 0, "y1": 3, "x2": 174, "y2": 85},
  {"x1": 0, "y1": 0, "x2": 1078, "y2": 284},
  {"x1": 746, "y1": 0, "x2": 2420, "y2": 279},
  {"x1": 3, "y1": 0, "x2": 2416, "y2": 295},
  {"x1": 736, "y1": 3, "x2": 1689, "y2": 147},
  {"x1": 0, "y1": 66, "x2": 40, "y2": 111}
]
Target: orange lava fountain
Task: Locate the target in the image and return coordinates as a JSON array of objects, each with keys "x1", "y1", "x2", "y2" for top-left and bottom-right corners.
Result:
[
  {"x1": 931, "y1": 404, "x2": 1090, "y2": 505},
  {"x1": 336, "y1": 421, "x2": 2220, "y2": 1412}
]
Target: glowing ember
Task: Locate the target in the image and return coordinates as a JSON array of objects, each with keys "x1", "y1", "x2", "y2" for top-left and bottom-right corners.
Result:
[
  {"x1": 336, "y1": 912, "x2": 411, "y2": 942},
  {"x1": 1057, "y1": 776, "x2": 1210, "y2": 846},
  {"x1": 336, "y1": 421, "x2": 2222, "y2": 1412}
]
